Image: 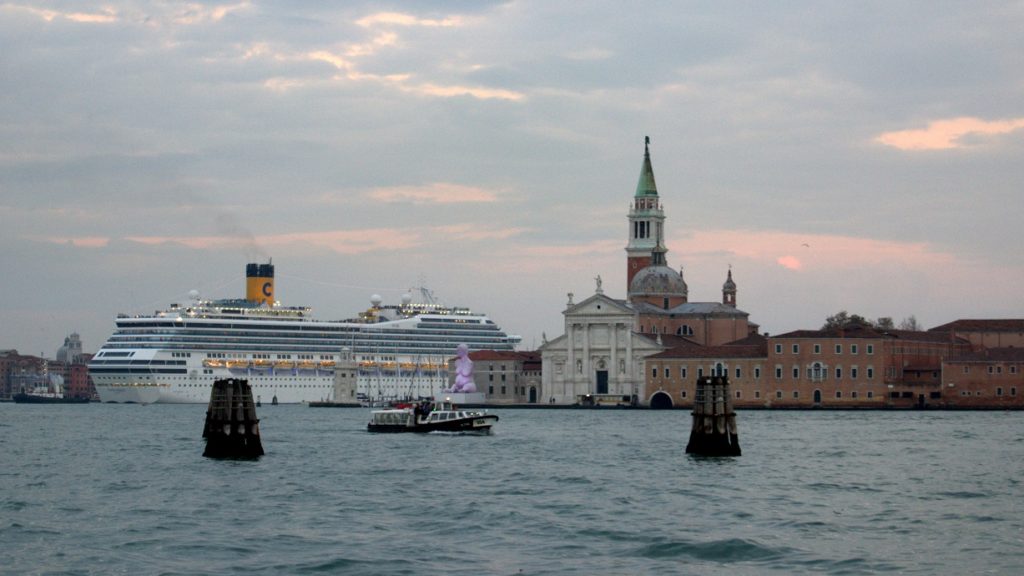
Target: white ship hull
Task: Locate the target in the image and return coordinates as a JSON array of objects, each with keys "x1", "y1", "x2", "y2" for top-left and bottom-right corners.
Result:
[{"x1": 93, "y1": 364, "x2": 452, "y2": 404}]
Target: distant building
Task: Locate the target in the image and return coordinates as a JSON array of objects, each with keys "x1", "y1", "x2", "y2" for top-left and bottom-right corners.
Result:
[
  {"x1": 56, "y1": 332, "x2": 84, "y2": 364},
  {"x1": 640, "y1": 323, "x2": 1024, "y2": 408},
  {"x1": 929, "y1": 319, "x2": 1024, "y2": 350},
  {"x1": 456, "y1": 350, "x2": 542, "y2": 404},
  {"x1": 942, "y1": 348, "x2": 1024, "y2": 407},
  {"x1": 541, "y1": 138, "x2": 757, "y2": 406}
]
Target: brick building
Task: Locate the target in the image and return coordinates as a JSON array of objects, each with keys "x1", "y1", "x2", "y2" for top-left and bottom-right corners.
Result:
[
  {"x1": 642, "y1": 324, "x2": 1000, "y2": 408},
  {"x1": 941, "y1": 348, "x2": 1024, "y2": 407}
]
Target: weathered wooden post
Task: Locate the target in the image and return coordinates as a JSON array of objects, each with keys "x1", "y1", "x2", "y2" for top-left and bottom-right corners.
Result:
[
  {"x1": 203, "y1": 378, "x2": 264, "y2": 459},
  {"x1": 685, "y1": 375, "x2": 741, "y2": 456}
]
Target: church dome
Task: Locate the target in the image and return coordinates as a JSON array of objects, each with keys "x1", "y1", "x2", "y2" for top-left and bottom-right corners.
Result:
[
  {"x1": 723, "y1": 269, "x2": 736, "y2": 291},
  {"x1": 629, "y1": 265, "x2": 688, "y2": 297}
]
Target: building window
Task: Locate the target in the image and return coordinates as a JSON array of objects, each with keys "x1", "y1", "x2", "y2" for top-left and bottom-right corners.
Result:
[
  {"x1": 814, "y1": 344, "x2": 821, "y2": 354},
  {"x1": 489, "y1": 374, "x2": 494, "y2": 382},
  {"x1": 501, "y1": 386, "x2": 506, "y2": 394},
  {"x1": 754, "y1": 367, "x2": 761, "y2": 379},
  {"x1": 793, "y1": 391, "x2": 799, "y2": 398},
  {"x1": 735, "y1": 367, "x2": 742, "y2": 379},
  {"x1": 997, "y1": 366, "x2": 1003, "y2": 374},
  {"x1": 963, "y1": 366, "x2": 970, "y2": 374},
  {"x1": 988, "y1": 366, "x2": 994, "y2": 374},
  {"x1": 851, "y1": 391, "x2": 858, "y2": 399},
  {"x1": 714, "y1": 363, "x2": 726, "y2": 376},
  {"x1": 835, "y1": 367, "x2": 842, "y2": 379},
  {"x1": 1011, "y1": 366, "x2": 1017, "y2": 374},
  {"x1": 867, "y1": 344, "x2": 874, "y2": 355},
  {"x1": 997, "y1": 387, "x2": 1003, "y2": 396},
  {"x1": 698, "y1": 368, "x2": 704, "y2": 378},
  {"x1": 680, "y1": 366, "x2": 688, "y2": 379},
  {"x1": 851, "y1": 344, "x2": 858, "y2": 355},
  {"x1": 792, "y1": 344, "x2": 800, "y2": 354},
  {"x1": 754, "y1": 390, "x2": 761, "y2": 398},
  {"x1": 835, "y1": 344, "x2": 842, "y2": 354},
  {"x1": 488, "y1": 386, "x2": 494, "y2": 394},
  {"x1": 776, "y1": 390, "x2": 783, "y2": 399},
  {"x1": 664, "y1": 367, "x2": 670, "y2": 378},
  {"x1": 867, "y1": 367, "x2": 874, "y2": 379},
  {"x1": 792, "y1": 366, "x2": 799, "y2": 379},
  {"x1": 867, "y1": 391, "x2": 873, "y2": 399},
  {"x1": 775, "y1": 366, "x2": 783, "y2": 379},
  {"x1": 680, "y1": 390, "x2": 687, "y2": 398},
  {"x1": 775, "y1": 344, "x2": 782, "y2": 354},
  {"x1": 836, "y1": 390, "x2": 842, "y2": 398},
  {"x1": 1012, "y1": 387, "x2": 1017, "y2": 396},
  {"x1": 810, "y1": 362, "x2": 824, "y2": 381},
  {"x1": 735, "y1": 390, "x2": 741, "y2": 399},
  {"x1": 652, "y1": 367, "x2": 657, "y2": 378},
  {"x1": 851, "y1": 367, "x2": 858, "y2": 379}
]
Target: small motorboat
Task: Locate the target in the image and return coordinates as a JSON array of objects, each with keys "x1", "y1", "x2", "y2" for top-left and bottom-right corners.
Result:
[{"x1": 367, "y1": 399, "x2": 498, "y2": 433}]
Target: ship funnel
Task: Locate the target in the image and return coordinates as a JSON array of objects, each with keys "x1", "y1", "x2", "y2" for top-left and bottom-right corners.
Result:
[{"x1": 246, "y1": 262, "x2": 275, "y2": 306}]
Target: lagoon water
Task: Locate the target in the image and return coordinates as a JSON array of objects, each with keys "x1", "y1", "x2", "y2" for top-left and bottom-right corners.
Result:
[{"x1": 2, "y1": 404, "x2": 1023, "y2": 575}]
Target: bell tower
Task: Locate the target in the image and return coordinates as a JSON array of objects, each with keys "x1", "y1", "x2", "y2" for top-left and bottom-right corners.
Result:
[
  {"x1": 722, "y1": 268, "x2": 737, "y2": 308},
  {"x1": 626, "y1": 136, "x2": 667, "y2": 289}
]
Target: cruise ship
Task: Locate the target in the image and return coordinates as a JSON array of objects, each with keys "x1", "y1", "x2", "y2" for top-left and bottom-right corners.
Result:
[{"x1": 89, "y1": 263, "x2": 521, "y2": 404}]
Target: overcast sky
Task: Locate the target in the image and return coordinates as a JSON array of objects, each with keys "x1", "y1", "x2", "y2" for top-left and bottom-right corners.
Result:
[{"x1": 2, "y1": 1, "x2": 1023, "y2": 357}]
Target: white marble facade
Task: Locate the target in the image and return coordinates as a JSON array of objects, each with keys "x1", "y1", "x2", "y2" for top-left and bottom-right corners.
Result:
[{"x1": 540, "y1": 291, "x2": 663, "y2": 405}]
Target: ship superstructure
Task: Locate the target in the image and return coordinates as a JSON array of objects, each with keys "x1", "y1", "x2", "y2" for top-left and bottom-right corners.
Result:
[{"x1": 89, "y1": 263, "x2": 521, "y2": 404}]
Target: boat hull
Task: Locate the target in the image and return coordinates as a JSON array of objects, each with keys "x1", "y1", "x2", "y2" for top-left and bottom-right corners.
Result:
[
  {"x1": 12, "y1": 394, "x2": 90, "y2": 404},
  {"x1": 367, "y1": 414, "x2": 498, "y2": 433}
]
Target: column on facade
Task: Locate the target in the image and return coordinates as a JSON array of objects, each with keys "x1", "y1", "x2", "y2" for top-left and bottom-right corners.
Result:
[
  {"x1": 582, "y1": 321, "x2": 591, "y2": 393},
  {"x1": 626, "y1": 329, "x2": 634, "y2": 383},
  {"x1": 566, "y1": 321, "x2": 575, "y2": 395},
  {"x1": 610, "y1": 322, "x2": 619, "y2": 394}
]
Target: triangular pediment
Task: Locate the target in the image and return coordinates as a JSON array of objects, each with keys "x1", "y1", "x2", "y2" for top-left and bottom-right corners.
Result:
[{"x1": 565, "y1": 293, "x2": 634, "y2": 318}]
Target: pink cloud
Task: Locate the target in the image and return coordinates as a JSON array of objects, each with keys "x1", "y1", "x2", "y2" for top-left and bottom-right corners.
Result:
[
  {"x1": 127, "y1": 229, "x2": 422, "y2": 255},
  {"x1": 29, "y1": 236, "x2": 110, "y2": 248},
  {"x1": 369, "y1": 183, "x2": 499, "y2": 204},
  {"x1": 435, "y1": 224, "x2": 527, "y2": 241},
  {"x1": 875, "y1": 117, "x2": 1024, "y2": 151},
  {"x1": 672, "y1": 229, "x2": 957, "y2": 272},
  {"x1": 776, "y1": 255, "x2": 802, "y2": 270}
]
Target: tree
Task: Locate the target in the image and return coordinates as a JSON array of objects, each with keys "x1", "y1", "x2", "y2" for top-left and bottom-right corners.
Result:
[
  {"x1": 875, "y1": 317, "x2": 895, "y2": 330},
  {"x1": 822, "y1": 310, "x2": 873, "y2": 330},
  {"x1": 898, "y1": 315, "x2": 921, "y2": 331}
]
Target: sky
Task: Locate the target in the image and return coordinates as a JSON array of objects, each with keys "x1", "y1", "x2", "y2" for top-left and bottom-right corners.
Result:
[{"x1": 2, "y1": 1, "x2": 1023, "y2": 357}]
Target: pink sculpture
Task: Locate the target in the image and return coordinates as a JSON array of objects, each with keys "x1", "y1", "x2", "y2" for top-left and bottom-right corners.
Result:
[{"x1": 448, "y1": 343, "x2": 476, "y2": 393}]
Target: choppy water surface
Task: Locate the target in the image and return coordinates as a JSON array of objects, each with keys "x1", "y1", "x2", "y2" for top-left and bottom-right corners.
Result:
[{"x1": 2, "y1": 404, "x2": 1022, "y2": 575}]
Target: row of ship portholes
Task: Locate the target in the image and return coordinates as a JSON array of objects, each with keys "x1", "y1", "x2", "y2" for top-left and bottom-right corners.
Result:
[{"x1": 181, "y1": 382, "x2": 329, "y2": 388}]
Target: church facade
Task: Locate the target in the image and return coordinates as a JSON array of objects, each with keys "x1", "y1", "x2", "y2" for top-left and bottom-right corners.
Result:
[{"x1": 540, "y1": 138, "x2": 756, "y2": 406}]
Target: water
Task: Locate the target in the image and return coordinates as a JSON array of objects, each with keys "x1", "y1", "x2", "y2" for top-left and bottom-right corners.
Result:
[{"x1": 2, "y1": 404, "x2": 1022, "y2": 575}]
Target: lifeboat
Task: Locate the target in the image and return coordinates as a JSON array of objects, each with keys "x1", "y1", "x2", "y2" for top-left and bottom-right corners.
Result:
[
  {"x1": 319, "y1": 360, "x2": 336, "y2": 368},
  {"x1": 275, "y1": 361, "x2": 295, "y2": 369},
  {"x1": 227, "y1": 360, "x2": 250, "y2": 369},
  {"x1": 203, "y1": 359, "x2": 225, "y2": 368}
]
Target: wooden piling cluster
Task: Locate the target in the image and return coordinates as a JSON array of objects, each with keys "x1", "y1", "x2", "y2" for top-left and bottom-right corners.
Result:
[
  {"x1": 685, "y1": 376, "x2": 741, "y2": 456},
  {"x1": 202, "y1": 378, "x2": 264, "y2": 459}
]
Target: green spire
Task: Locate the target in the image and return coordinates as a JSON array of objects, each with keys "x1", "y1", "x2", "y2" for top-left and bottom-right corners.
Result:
[{"x1": 635, "y1": 135, "x2": 658, "y2": 197}]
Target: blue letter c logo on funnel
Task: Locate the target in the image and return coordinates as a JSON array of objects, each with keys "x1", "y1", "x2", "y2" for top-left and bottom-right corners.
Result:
[{"x1": 262, "y1": 282, "x2": 272, "y2": 297}]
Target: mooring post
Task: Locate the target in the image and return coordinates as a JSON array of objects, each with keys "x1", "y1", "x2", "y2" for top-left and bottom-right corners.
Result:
[
  {"x1": 203, "y1": 378, "x2": 264, "y2": 459},
  {"x1": 685, "y1": 375, "x2": 741, "y2": 456}
]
